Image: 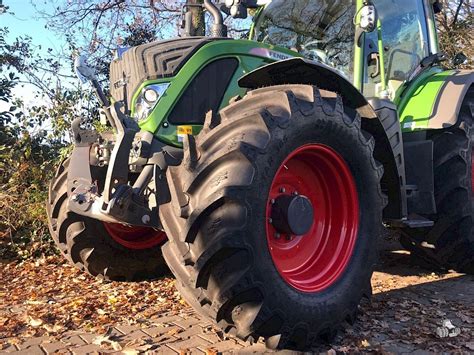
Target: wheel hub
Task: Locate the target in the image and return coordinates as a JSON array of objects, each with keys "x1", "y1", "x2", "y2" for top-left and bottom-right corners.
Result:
[
  {"x1": 271, "y1": 194, "x2": 314, "y2": 236},
  {"x1": 265, "y1": 144, "x2": 360, "y2": 293},
  {"x1": 104, "y1": 223, "x2": 167, "y2": 250}
]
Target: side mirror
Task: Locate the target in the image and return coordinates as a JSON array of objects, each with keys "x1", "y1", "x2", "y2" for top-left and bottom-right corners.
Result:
[
  {"x1": 355, "y1": 4, "x2": 378, "y2": 47},
  {"x1": 359, "y1": 4, "x2": 378, "y2": 33},
  {"x1": 453, "y1": 53, "x2": 468, "y2": 66},
  {"x1": 74, "y1": 55, "x2": 97, "y2": 84},
  {"x1": 221, "y1": 0, "x2": 248, "y2": 19},
  {"x1": 219, "y1": 0, "x2": 269, "y2": 18}
]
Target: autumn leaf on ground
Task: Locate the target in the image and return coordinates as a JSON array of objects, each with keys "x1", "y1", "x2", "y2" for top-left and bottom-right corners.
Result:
[
  {"x1": 360, "y1": 339, "x2": 370, "y2": 348},
  {"x1": 28, "y1": 317, "x2": 43, "y2": 327}
]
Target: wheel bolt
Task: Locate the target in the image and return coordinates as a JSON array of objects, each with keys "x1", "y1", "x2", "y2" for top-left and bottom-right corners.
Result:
[
  {"x1": 280, "y1": 187, "x2": 286, "y2": 193},
  {"x1": 275, "y1": 233, "x2": 281, "y2": 239},
  {"x1": 271, "y1": 199, "x2": 276, "y2": 204},
  {"x1": 286, "y1": 235, "x2": 293, "y2": 241},
  {"x1": 293, "y1": 191, "x2": 299, "y2": 196},
  {"x1": 268, "y1": 218, "x2": 273, "y2": 224}
]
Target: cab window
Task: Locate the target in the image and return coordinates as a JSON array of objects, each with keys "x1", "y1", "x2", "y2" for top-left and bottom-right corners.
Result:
[
  {"x1": 362, "y1": 0, "x2": 430, "y2": 98},
  {"x1": 254, "y1": 0, "x2": 356, "y2": 82}
]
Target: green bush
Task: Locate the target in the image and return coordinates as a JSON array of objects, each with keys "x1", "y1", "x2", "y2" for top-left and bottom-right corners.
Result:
[{"x1": 0, "y1": 131, "x2": 66, "y2": 260}]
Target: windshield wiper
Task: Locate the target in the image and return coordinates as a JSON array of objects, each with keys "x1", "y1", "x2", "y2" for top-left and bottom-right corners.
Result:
[{"x1": 407, "y1": 52, "x2": 448, "y2": 82}]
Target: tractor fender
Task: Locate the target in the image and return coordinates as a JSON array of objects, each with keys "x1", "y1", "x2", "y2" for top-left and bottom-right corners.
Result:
[
  {"x1": 427, "y1": 70, "x2": 474, "y2": 129},
  {"x1": 239, "y1": 57, "x2": 407, "y2": 219},
  {"x1": 399, "y1": 70, "x2": 474, "y2": 131},
  {"x1": 239, "y1": 58, "x2": 378, "y2": 119}
]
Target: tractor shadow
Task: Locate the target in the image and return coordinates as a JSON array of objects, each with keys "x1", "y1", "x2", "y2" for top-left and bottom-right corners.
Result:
[
  {"x1": 301, "y1": 233, "x2": 474, "y2": 353},
  {"x1": 375, "y1": 230, "x2": 447, "y2": 277},
  {"x1": 328, "y1": 274, "x2": 473, "y2": 354},
  {"x1": 306, "y1": 264, "x2": 474, "y2": 354}
]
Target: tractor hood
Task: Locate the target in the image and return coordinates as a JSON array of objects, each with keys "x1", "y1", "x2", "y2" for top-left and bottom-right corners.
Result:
[{"x1": 109, "y1": 37, "x2": 229, "y2": 110}]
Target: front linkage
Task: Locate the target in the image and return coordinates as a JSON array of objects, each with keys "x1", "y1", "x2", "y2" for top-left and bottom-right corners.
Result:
[{"x1": 66, "y1": 100, "x2": 182, "y2": 230}]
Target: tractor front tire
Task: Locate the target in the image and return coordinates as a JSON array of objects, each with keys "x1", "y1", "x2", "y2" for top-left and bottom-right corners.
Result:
[
  {"x1": 401, "y1": 87, "x2": 474, "y2": 274},
  {"x1": 46, "y1": 160, "x2": 168, "y2": 281},
  {"x1": 159, "y1": 85, "x2": 385, "y2": 350}
]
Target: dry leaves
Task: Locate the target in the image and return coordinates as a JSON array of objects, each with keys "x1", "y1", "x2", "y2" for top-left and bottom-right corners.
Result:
[
  {"x1": 0, "y1": 252, "x2": 473, "y2": 353},
  {"x1": 0, "y1": 256, "x2": 185, "y2": 340}
]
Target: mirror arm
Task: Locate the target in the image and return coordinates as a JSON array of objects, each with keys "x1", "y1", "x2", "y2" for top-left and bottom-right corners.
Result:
[
  {"x1": 90, "y1": 79, "x2": 117, "y2": 131},
  {"x1": 91, "y1": 79, "x2": 110, "y2": 108},
  {"x1": 356, "y1": 27, "x2": 365, "y2": 47}
]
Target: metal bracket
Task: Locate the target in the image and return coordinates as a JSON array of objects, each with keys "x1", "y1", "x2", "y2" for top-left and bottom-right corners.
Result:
[{"x1": 66, "y1": 103, "x2": 184, "y2": 229}]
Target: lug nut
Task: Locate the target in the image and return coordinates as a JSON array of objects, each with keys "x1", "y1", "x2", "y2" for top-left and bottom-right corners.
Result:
[
  {"x1": 280, "y1": 187, "x2": 286, "y2": 193},
  {"x1": 275, "y1": 233, "x2": 281, "y2": 239},
  {"x1": 271, "y1": 199, "x2": 276, "y2": 205},
  {"x1": 268, "y1": 218, "x2": 273, "y2": 224}
]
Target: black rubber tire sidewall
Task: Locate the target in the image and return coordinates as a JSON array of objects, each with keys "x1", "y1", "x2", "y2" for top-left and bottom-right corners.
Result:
[{"x1": 47, "y1": 160, "x2": 169, "y2": 281}]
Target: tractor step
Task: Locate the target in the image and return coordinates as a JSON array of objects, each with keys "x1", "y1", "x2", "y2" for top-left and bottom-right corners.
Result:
[{"x1": 387, "y1": 214, "x2": 434, "y2": 229}]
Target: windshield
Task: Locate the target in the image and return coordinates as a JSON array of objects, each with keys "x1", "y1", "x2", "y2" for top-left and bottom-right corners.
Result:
[
  {"x1": 363, "y1": 0, "x2": 430, "y2": 97},
  {"x1": 253, "y1": 0, "x2": 356, "y2": 81}
]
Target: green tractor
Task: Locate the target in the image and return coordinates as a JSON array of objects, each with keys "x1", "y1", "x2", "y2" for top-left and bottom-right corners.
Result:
[{"x1": 47, "y1": 0, "x2": 474, "y2": 349}]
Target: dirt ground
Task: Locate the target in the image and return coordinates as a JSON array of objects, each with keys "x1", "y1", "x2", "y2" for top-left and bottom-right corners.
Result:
[{"x1": 0, "y1": 237, "x2": 473, "y2": 354}]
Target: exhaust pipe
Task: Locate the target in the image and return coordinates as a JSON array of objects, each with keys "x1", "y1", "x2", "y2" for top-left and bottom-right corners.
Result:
[
  {"x1": 203, "y1": 0, "x2": 228, "y2": 37},
  {"x1": 183, "y1": 0, "x2": 227, "y2": 38}
]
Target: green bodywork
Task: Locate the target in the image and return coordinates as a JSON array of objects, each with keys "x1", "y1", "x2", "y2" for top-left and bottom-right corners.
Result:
[
  {"x1": 396, "y1": 68, "x2": 454, "y2": 131},
  {"x1": 131, "y1": 0, "x2": 456, "y2": 145},
  {"x1": 133, "y1": 40, "x2": 297, "y2": 147}
]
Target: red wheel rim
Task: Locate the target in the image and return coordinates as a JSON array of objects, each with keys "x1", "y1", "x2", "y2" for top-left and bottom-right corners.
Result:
[
  {"x1": 104, "y1": 223, "x2": 167, "y2": 250},
  {"x1": 266, "y1": 144, "x2": 359, "y2": 293}
]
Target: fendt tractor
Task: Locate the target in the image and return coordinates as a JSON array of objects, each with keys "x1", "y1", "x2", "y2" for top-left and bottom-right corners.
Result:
[{"x1": 46, "y1": 0, "x2": 474, "y2": 350}]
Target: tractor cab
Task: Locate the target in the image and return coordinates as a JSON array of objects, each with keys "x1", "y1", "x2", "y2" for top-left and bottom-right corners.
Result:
[{"x1": 251, "y1": 0, "x2": 440, "y2": 101}]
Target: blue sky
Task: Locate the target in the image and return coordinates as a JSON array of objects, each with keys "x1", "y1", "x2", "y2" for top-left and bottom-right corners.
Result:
[
  {"x1": 2, "y1": 0, "x2": 65, "y2": 53},
  {"x1": 1, "y1": 1, "x2": 69, "y2": 109}
]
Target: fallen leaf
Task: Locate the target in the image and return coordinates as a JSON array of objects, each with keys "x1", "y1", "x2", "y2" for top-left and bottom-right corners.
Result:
[
  {"x1": 457, "y1": 312, "x2": 474, "y2": 324},
  {"x1": 360, "y1": 340, "x2": 370, "y2": 348},
  {"x1": 167, "y1": 328, "x2": 180, "y2": 336},
  {"x1": 111, "y1": 341, "x2": 123, "y2": 351},
  {"x1": 122, "y1": 349, "x2": 139, "y2": 355},
  {"x1": 93, "y1": 334, "x2": 122, "y2": 351},
  {"x1": 43, "y1": 323, "x2": 63, "y2": 333},
  {"x1": 28, "y1": 317, "x2": 43, "y2": 327},
  {"x1": 107, "y1": 296, "x2": 118, "y2": 305}
]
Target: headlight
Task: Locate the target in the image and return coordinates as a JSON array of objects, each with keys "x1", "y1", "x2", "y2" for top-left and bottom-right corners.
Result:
[{"x1": 133, "y1": 83, "x2": 170, "y2": 122}]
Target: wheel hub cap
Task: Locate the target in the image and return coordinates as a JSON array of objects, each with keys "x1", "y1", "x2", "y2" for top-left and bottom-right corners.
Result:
[{"x1": 271, "y1": 194, "x2": 314, "y2": 236}]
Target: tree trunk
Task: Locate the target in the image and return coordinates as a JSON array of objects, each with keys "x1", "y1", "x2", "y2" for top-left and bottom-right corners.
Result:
[{"x1": 186, "y1": 0, "x2": 205, "y2": 37}]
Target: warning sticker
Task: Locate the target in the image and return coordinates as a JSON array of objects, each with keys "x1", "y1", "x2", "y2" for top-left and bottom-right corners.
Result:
[
  {"x1": 177, "y1": 125, "x2": 193, "y2": 142},
  {"x1": 403, "y1": 122, "x2": 416, "y2": 130}
]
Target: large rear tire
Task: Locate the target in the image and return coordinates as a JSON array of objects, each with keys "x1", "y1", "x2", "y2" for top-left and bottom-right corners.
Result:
[
  {"x1": 401, "y1": 87, "x2": 474, "y2": 274},
  {"x1": 47, "y1": 160, "x2": 169, "y2": 281},
  {"x1": 159, "y1": 85, "x2": 385, "y2": 349}
]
